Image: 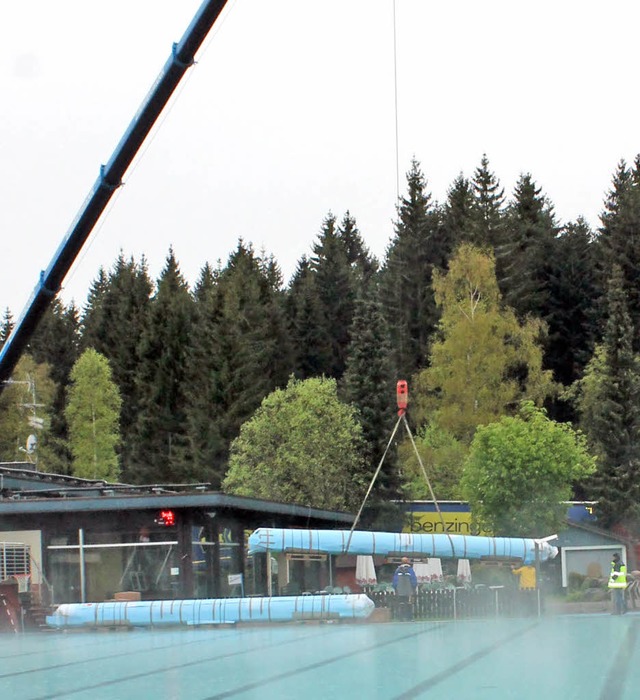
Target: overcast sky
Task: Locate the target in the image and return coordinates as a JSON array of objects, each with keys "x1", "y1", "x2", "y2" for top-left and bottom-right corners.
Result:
[{"x1": 2, "y1": 0, "x2": 640, "y2": 318}]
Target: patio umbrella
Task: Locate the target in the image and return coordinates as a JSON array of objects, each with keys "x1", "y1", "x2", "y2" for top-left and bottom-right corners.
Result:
[
  {"x1": 414, "y1": 558, "x2": 443, "y2": 583},
  {"x1": 355, "y1": 555, "x2": 377, "y2": 586},
  {"x1": 457, "y1": 558, "x2": 472, "y2": 583}
]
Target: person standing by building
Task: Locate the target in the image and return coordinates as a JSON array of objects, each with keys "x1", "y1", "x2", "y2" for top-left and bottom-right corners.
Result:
[
  {"x1": 393, "y1": 557, "x2": 418, "y2": 621},
  {"x1": 511, "y1": 563, "x2": 536, "y2": 590},
  {"x1": 511, "y1": 561, "x2": 537, "y2": 616},
  {"x1": 608, "y1": 552, "x2": 627, "y2": 615}
]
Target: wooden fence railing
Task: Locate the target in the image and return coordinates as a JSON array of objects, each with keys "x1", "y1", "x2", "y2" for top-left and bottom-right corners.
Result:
[{"x1": 366, "y1": 586, "x2": 541, "y2": 620}]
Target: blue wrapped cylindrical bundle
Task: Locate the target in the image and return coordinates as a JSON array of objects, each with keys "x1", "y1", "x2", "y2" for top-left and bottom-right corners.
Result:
[
  {"x1": 247, "y1": 528, "x2": 558, "y2": 565},
  {"x1": 45, "y1": 593, "x2": 375, "y2": 629}
]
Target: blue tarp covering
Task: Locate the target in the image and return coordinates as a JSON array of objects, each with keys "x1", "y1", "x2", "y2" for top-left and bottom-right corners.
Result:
[
  {"x1": 248, "y1": 528, "x2": 558, "y2": 564},
  {"x1": 46, "y1": 594, "x2": 375, "y2": 629}
]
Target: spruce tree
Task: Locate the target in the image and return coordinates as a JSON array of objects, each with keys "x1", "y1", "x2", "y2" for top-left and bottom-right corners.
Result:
[
  {"x1": 185, "y1": 242, "x2": 293, "y2": 487},
  {"x1": 597, "y1": 156, "x2": 640, "y2": 352},
  {"x1": 337, "y1": 211, "x2": 378, "y2": 287},
  {"x1": 341, "y1": 291, "x2": 399, "y2": 508},
  {"x1": 310, "y1": 213, "x2": 356, "y2": 379},
  {"x1": 128, "y1": 249, "x2": 195, "y2": 484},
  {"x1": 285, "y1": 256, "x2": 327, "y2": 379},
  {"x1": 442, "y1": 174, "x2": 474, "y2": 250},
  {"x1": 588, "y1": 265, "x2": 640, "y2": 527},
  {"x1": 81, "y1": 254, "x2": 153, "y2": 473},
  {"x1": 0, "y1": 308, "x2": 14, "y2": 349},
  {"x1": 29, "y1": 298, "x2": 80, "y2": 474},
  {"x1": 380, "y1": 159, "x2": 444, "y2": 380},
  {"x1": 469, "y1": 154, "x2": 506, "y2": 250},
  {"x1": 545, "y1": 219, "x2": 600, "y2": 389},
  {"x1": 500, "y1": 173, "x2": 559, "y2": 320}
]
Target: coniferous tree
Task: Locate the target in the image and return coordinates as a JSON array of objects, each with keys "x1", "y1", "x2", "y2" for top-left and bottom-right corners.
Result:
[
  {"x1": 380, "y1": 159, "x2": 444, "y2": 380},
  {"x1": 309, "y1": 213, "x2": 356, "y2": 379},
  {"x1": 0, "y1": 308, "x2": 14, "y2": 348},
  {"x1": 128, "y1": 249, "x2": 195, "y2": 484},
  {"x1": 341, "y1": 291, "x2": 399, "y2": 509},
  {"x1": 81, "y1": 254, "x2": 153, "y2": 472},
  {"x1": 469, "y1": 154, "x2": 506, "y2": 250},
  {"x1": 28, "y1": 298, "x2": 80, "y2": 473},
  {"x1": 597, "y1": 156, "x2": 640, "y2": 352},
  {"x1": 285, "y1": 256, "x2": 327, "y2": 379},
  {"x1": 284, "y1": 256, "x2": 325, "y2": 379},
  {"x1": 442, "y1": 174, "x2": 474, "y2": 250},
  {"x1": 587, "y1": 265, "x2": 640, "y2": 527},
  {"x1": 500, "y1": 173, "x2": 559, "y2": 320},
  {"x1": 185, "y1": 263, "x2": 226, "y2": 485},
  {"x1": 338, "y1": 211, "x2": 378, "y2": 287},
  {"x1": 185, "y1": 242, "x2": 293, "y2": 487},
  {"x1": 545, "y1": 219, "x2": 601, "y2": 390}
]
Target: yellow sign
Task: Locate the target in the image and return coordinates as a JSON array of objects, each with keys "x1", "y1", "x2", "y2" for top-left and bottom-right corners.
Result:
[{"x1": 404, "y1": 511, "x2": 491, "y2": 536}]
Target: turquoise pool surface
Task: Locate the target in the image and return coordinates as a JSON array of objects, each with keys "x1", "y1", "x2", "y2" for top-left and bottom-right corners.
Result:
[{"x1": 0, "y1": 613, "x2": 637, "y2": 699}]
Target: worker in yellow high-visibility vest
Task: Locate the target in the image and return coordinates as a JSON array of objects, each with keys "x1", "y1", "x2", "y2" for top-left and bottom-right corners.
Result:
[
  {"x1": 608, "y1": 552, "x2": 627, "y2": 615},
  {"x1": 511, "y1": 562, "x2": 537, "y2": 616}
]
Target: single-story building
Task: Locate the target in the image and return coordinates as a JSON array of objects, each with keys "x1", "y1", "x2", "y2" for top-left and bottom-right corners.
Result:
[{"x1": 0, "y1": 462, "x2": 353, "y2": 605}]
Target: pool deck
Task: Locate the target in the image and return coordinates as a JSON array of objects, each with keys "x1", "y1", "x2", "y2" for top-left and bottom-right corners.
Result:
[{"x1": 0, "y1": 612, "x2": 638, "y2": 699}]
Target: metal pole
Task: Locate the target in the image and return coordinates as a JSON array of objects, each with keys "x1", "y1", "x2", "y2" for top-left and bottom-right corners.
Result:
[
  {"x1": 266, "y1": 548, "x2": 272, "y2": 597},
  {"x1": 535, "y1": 542, "x2": 541, "y2": 618},
  {"x1": 78, "y1": 529, "x2": 86, "y2": 603}
]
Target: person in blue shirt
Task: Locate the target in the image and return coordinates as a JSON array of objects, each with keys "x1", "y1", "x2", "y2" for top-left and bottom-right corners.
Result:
[{"x1": 392, "y1": 557, "x2": 418, "y2": 621}]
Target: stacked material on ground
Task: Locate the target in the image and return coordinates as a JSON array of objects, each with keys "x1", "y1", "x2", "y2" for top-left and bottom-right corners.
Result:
[{"x1": 45, "y1": 593, "x2": 375, "y2": 629}]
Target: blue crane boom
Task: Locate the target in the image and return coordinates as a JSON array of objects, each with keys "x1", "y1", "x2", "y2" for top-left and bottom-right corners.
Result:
[{"x1": 0, "y1": 0, "x2": 228, "y2": 390}]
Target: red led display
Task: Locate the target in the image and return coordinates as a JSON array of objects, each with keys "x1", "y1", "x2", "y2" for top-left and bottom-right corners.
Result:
[{"x1": 156, "y1": 510, "x2": 176, "y2": 526}]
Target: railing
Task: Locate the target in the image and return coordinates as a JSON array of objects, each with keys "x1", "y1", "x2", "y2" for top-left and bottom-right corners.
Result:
[{"x1": 367, "y1": 586, "x2": 541, "y2": 620}]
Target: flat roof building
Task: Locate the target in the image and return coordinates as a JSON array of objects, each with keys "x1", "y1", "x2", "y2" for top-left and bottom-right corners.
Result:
[{"x1": 0, "y1": 462, "x2": 353, "y2": 605}]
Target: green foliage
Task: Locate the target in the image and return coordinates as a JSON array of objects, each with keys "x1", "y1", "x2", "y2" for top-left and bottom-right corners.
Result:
[
  {"x1": 286, "y1": 256, "x2": 327, "y2": 379},
  {"x1": 223, "y1": 376, "x2": 366, "y2": 510},
  {"x1": 186, "y1": 242, "x2": 293, "y2": 487},
  {"x1": 461, "y1": 402, "x2": 596, "y2": 536},
  {"x1": 29, "y1": 298, "x2": 81, "y2": 473},
  {"x1": 341, "y1": 293, "x2": 398, "y2": 500},
  {"x1": 65, "y1": 349, "x2": 122, "y2": 481},
  {"x1": 415, "y1": 244, "x2": 556, "y2": 443},
  {"x1": 500, "y1": 173, "x2": 558, "y2": 320},
  {"x1": 576, "y1": 266, "x2": 640, "y2": 527},
  {"x1": 380, "y1": 159, "x2": 447, "y2": 379},
  {"x1": 0, "y1": 355, "x2": 56, "y2": 466},
  {"x1": 399, "y1": 423, "x2": 467, "y2": 501},
  {"x1": 81, "y1": 254, "x2": 153, "y2": 472},
  {"x1": 564, "y1": 344, "x2": 608, "y2": 446},
  {"x1": 468, "y1": 154, "x2": 505, "y2": 249},
  {"x1": 127, "y1": 249, "x2": 194, "y2": 483},
  {"x1": 545, "y1": 219, "x2": 600, "y2": 395},
  {"x1": 308, "y1": 213, "x2": 355, "y2": 379},
  {"x1": 0, "y1": 308, "x2": 14, "y2": 346},
  {"x1": 597, "y1": 157, "x2": 640, "y2": 352}
]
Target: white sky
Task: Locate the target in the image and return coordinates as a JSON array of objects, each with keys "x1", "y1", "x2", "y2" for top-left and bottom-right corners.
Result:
[{"x1": 2, "y1": 0, "x2": 640, "y2": 318}]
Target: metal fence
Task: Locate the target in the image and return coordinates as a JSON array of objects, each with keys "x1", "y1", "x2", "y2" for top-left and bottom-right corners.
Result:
[{"x1": 367, "y1": 586, "x2": 541, "y2": 620}]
